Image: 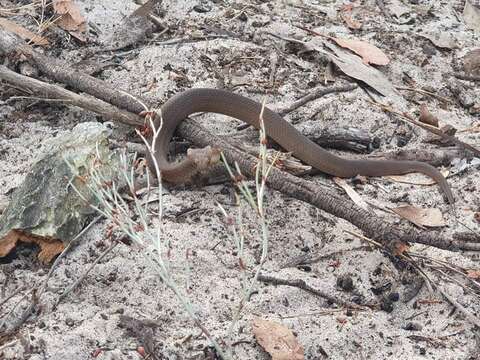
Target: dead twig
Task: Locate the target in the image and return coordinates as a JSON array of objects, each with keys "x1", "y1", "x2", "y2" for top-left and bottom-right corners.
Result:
[
  {"x1": 277, "y1": 84, "x2": 358, "y2": 116},
  {"x1": 37, "y1": 216, "x2": 103, "y2": 299},
  {"x1": 0, "y1": 286, "x2": 26, "y2": 312},
  {"x1": 257, "y1": 273, "x2": 366, "y2": 309},
  {"x1": 395, "y1": 86, "x2": 453, "y2": 104},
  {"x1": 454, "y1": 73, "x2": 480, "y2": 82},
  {"x1": 56, "y1": 240, "x2": 119, "y2": 306},
  {"x1": 0, "y1": 288, "x2": 37, "y2": 334},
  {"x1": 346, "y1": 231, "x2": 480, "y2": 329},
  {"x1": 368, "y1": 100, "x2": 480, "y2": 158},
  {"x1": 438, "y1": 287, "x2": 480, "y2": 329}
]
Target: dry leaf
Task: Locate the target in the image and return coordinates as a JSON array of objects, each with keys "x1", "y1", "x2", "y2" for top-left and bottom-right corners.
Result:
[
  {"x1": 393, "y1": 241, "x2": 410, "y2": 256},
  {"x1": 0, "y1": 18, "x2": 49, "y2": 46},
  {"x1": 0, "y1": 230, "x2": 64, "y2": 263},
  {"x1": 252, "y1": 318, "x2": 304, "y2": 360},
  {"x1": 418, "y1": 32, "x2": 458, "y2": 49},
  {"x1": 323, "y1": 42, "x2": 399, "y2": 98},
  {"x1": 467, "y1": 270, "x2": 480, "y2": 279},
  {"x1": 333, "y1": 177, "x2": 371, "y2": 212},
  {"x1": 387, "y1": 169, "x2": 449, "y2": 186},
  {"x1": 419, "y1": 104, "x2": 439, "y2": 127},
  {"x1": 271, "y1": 34, "x2": 401, "y2": 100},
  {"x1": 53, "y1": 0, "x2": 86, "y2": 41},
  {"x1": 332, "y1": 37, "x2": 390, "y2": 65},
  {"x1": 105, "y1": 0, "x2": 161, "y2": 51},
  {"x1": 464, "y1": 0, "x2": 480, "y2": 34},
  {"x1": 339, "y1": 5, "x2": 362, "y2": 30},
  {"x1": 392, "y1": 205, "x2": 446, "y2": 228}
]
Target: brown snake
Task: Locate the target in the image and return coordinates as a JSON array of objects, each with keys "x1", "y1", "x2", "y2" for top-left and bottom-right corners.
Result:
[{"x1": 151, "y1": 88, "x2": 454, "y2": 203}]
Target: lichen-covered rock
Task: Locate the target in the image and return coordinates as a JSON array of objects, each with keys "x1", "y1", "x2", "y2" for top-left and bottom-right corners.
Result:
[{"x1": 0, "y1": 122, "x2": 120, "y2": 262}]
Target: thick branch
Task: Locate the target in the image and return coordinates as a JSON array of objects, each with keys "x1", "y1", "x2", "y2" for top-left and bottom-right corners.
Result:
[
  {"x1": 0, "y1": 65, "x2": 143, "y2": 127},
  {"x1": 177, "y1": 119, "x2": 479, "y2": 252}
]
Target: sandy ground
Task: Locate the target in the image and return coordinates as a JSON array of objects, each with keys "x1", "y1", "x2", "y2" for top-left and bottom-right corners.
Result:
[{"x1": 0, "y1": 0, "x2": 479, "y2": 359}]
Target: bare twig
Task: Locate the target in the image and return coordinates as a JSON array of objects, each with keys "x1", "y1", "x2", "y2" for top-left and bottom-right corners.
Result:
[
  {"x1": 438, "y1": 287, "x2": 480, "y2": 329},
  {"x1": 257, "y1": 273, "x2": 367, "y2": 309},
  {"x1": 56, "y1": 241, "x2": 119, "y2": 305},
  {"x1": 395, "y1": 86, "x2": 453, "y2": 104},
  {"x1": 277, "y1": 84, "x2": 358, "y2": 116},
  {"x1": 454, "y1": 73, "x2": 480, "y2": 82},
  {"x1": 368, "y1": 100, "x2": 480, "y2": 158}
]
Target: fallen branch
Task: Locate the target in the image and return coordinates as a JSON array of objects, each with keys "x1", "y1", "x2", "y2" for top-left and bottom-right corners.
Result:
[
  {"x1": 0, "y1": 65, "x2": 143, "y2": 127},
  {"x1": 178, "y1": 119, "x2": 480, "y2": 252}
]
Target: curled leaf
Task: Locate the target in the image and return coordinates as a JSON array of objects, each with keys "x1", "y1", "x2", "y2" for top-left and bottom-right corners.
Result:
[
  {"x1": 53, "y1": 0, "x2": 87, "y2": 41},
  {"x1": 419, "y1": 104, "x2": 439, "y2": 127}
]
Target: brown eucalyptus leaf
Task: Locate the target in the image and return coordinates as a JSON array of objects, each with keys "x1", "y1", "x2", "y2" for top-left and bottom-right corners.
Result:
[
  {"x1": 323, "y1": 42, "x2": 399, "y2": 98},
  {"x1": 53, "y1": 0, "x2": 86, "y2": 41},
  {"x1": 467, "y1": 270, "x2": 480, "y2": 279},
  {"x1": 392, "y1": 205, "x2": 446, "y2": 228},
  {"x1": 332, "y1": 37, "x2": 390, "y2": 65},
  {"x1": 252, "y1": 318, "x2": 304, "y2": 360},
  {"x1": 271, "y1": 34, "x2": 400, "y2": 100},
  {"x1": 339, "y1": 4, "x2": 362, "y2": 30}
]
